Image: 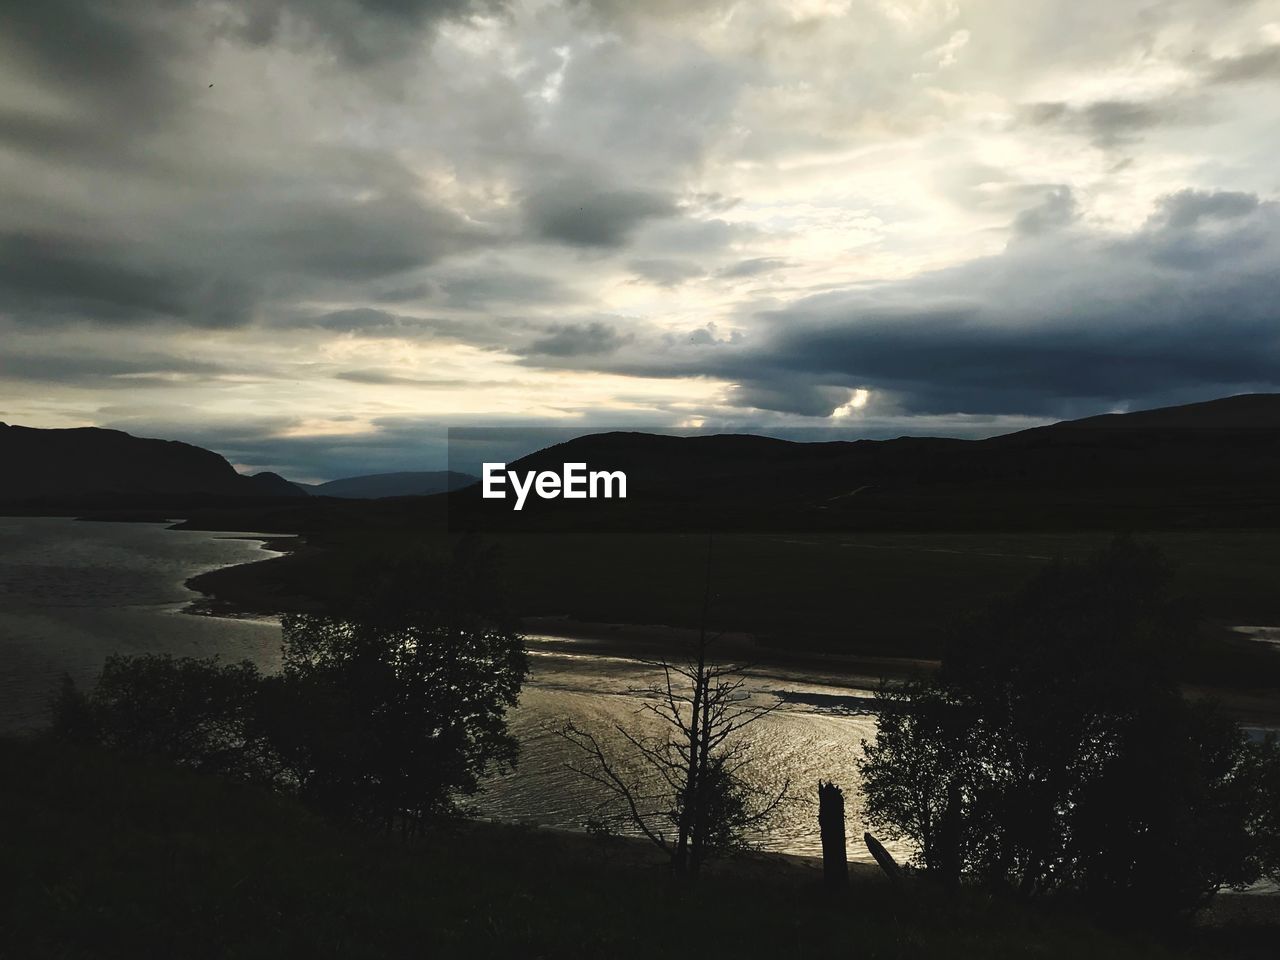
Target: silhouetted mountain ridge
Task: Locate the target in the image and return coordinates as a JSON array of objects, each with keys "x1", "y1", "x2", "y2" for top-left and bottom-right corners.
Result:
[
  {"x1": 446, "y1": 394, "x2": 1280, "y2": 529},
  {"x1": 6, "y1": 394, "x2": 1280, "y2": 529},
  {"x1": 0, "y1": 423, "x2": 305, "y2": 503}
]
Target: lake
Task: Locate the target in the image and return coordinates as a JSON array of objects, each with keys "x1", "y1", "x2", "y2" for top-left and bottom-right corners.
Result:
[{"x1": 0, "y1": 516, "x2": 891, "y2": 861}]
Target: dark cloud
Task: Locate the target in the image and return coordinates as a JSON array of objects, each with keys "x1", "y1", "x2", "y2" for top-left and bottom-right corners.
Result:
[
  {"x1": 226, "y1": 0, "x2": 508, "y2": 66},
  {"x1": 1023, "y1": 96, "x2": 1208, "y2": 146},
  {"x1": 523, "y1": 321, "x2": 632, "y2": 357},
  {"x1": 529, "y1": 191, "x2": 1280, "y2": 419},
  {"x1": 0, "y1": 350, "x2": 229, "y2": 387},
  {"x1": 717, "y1": 257, "x2": 788, "y2": 279},
  {"x1": 628, "y1": 259, "x2": 706, "y2": 286},
  {"x1": 0, "y1": 166, "x2": 482, "y2": 328},
  {"x1": 1147, "y1": 189, "x2": 1259, "y2": 230},
  {"x1": 0, "y1": 1, "x2": 501, "y2": 172},
  {"x1": 1012, "y1": 186, "x2": 1077, "y2": 237},
  {"x1": 438, "y1": 266, "x2": 570, "y2": 309},
  {"x1": 0, "y1": 2, "x2": 186, "y2": 133},
  {"x1": 302, "y1": 308, "x2": 527, "y2": 347},
  {"x1": 726, "y1": 381, "x2": 852, "y2": 417},
  {"x1": 710, "y1": 192, "x2": 1280, "y2": 416},
  {"x1": 1203, "y1": 45, "x2": 1280, "y2": 85},
  {"x1": 334, "y1": 369, "x2": 499, "y2": 388},
  {"x1": 0, "y1": 231, "x2": 258, "y2": 327},
  {"x1": 246, "y1": 192, "x2": 482, "y2": 282},
  {"x1": 523, "y1": 182, "x2": 677, "y2": 247}
]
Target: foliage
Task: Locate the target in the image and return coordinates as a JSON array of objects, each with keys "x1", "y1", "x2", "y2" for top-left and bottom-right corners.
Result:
[
  {"x1": 52, "y1": 655, "x2": 275, "y2": 784},
  {"x1": 52, "y1": 537, "x2": 528, "y2": 833},
  {"x1": 5, "y1": 736, "x2": 1218, "y2": 960},
  {"x1": 859, "y1": 536, "x2": 1280, "y2": 917},
  {"x1": 261, "y1": 609, "x2": 527, "y2": 829}
]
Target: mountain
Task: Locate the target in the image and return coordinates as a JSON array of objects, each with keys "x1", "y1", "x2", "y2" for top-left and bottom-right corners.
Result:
[
  {"x1": 0, "y1": 423, "x2": 306, "y2": 503},
  {"x1": 449, "y1": 393, "x2": 1280, "y2": 531},
  {"x1": 243, "y1": 471, "x2": 309, "y2": 498},
  {"x1": 299, "y1": 471, "x2": 477, "y2": 499},
  {"x1": 1051, "y1": 393, "x2": 1280, "y2": 430},
  {"x1": 8, "y1": 393, "x2": 1280, "y2": 527}
]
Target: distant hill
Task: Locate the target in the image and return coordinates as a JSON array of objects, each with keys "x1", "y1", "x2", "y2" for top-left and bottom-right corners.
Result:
[
  {"x1": 8, "y1": 393, "x2": 1280, "y2": 528},
  {"x1": 448, "y1": 393, "x2": 1280, "y2": 530},
  {"x1": 0, "y1": 423, "x2": 306, "y2": 504},
  {"x1": 298, "y1": 471, "x2": 477, "y2": 499},
  {"x1": 243, "y1": 472, "x2": 308, "y2": 498},
  {"x1": 1045, "y1": 393, "x2": 1280, "y2": 430}
]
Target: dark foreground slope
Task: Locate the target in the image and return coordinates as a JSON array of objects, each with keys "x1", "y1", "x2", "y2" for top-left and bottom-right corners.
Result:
[{"x1": 4, "y1": 737, "x2": 1265, "y2": 960}]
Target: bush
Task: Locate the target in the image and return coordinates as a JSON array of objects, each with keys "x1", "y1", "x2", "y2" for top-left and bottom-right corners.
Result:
[
  {"x1": 859, "y1": 537, "x2": 1280, "y2": 918},
  {"x1": 52, "y1": 538, "x2": 529, "y2": 834}
]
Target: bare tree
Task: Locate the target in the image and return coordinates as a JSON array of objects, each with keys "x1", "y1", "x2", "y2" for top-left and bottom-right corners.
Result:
[{"x1": 560, "y1": 537, "x2": 789, "y2": 878}]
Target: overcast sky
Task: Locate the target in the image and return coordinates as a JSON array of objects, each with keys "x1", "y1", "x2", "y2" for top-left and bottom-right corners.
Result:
[{"x1": 3, "y1": 1, "x2": 1279, "y2": 480}]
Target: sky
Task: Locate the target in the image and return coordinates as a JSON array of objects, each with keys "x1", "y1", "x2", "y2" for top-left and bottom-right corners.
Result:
[{"x1": 2, "y1": 0, "x2": 1279, "y2": 481}]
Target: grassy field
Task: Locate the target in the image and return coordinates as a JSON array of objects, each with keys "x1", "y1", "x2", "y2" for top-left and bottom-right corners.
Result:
[{"x1": 3, "y1": 736, "x2": 1264, "y2": 960}]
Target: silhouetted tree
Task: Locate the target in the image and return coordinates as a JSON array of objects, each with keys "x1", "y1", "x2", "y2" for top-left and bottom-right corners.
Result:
[
  {"x1": 561, "y1": 537, "x2": 788, "y2": 878},
  {"x1": 859, "y1": 536, "x2": 1280, "y2": 918},
  {"x1": 53, "y1": 537, "x2": 529, "y2": 835},
  {"x1": 52, "y1": 654, "x2": 276, "y2": 784},
  {"x1": 260, "y1": 607, "x2": 526, "y2": 832}
]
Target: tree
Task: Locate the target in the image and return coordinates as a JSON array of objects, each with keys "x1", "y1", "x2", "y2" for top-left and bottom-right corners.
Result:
[
  {"x1": 53, "y1": 537, "x2": 530, "y2": 835},
  {"x1": 253, "y1": 537, "x2": 528, "y2": 832},
  {"x1": 52, "y1": 654, "x2": 276, "y2": 785},
  {"x1": 859, "y1": 536, "x2": 1280, "y2": 917},
  {"x1": 260, "y1": 607, "x2": 527, "y2": 831},
  {"x1": 561, "y1": 537, "x2": 788, "y2": 878}
]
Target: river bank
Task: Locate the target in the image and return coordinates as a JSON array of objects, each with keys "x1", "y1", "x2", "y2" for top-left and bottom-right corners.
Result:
[{"x1": 185, "y1": 535, "x2": 1280, "y2": 726}]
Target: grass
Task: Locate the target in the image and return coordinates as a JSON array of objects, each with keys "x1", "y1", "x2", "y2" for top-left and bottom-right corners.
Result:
[{"x1": 1, "y1": 736, "x2": 1230, "y2": 959}]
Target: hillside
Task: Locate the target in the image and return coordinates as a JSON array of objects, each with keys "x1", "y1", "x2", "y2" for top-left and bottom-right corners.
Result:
[
  {"x1": 445, "y1": 394, "x2": 1280, "y2": 531},
  {"x1": 0, "y1": 423, "x2": 305, "y2": 503},
  {"x1": 4, "y1": 737, "x2": 1254, "y2": 960}
]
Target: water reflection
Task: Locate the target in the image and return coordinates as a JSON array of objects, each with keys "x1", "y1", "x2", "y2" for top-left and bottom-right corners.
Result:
[{"x1": 476, "y1": 636, "x2": 898, "y2": 862}]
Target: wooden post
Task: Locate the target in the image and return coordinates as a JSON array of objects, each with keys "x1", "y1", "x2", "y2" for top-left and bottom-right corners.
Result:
[{"x1": 818, "y1": 780, "x2": 849, "y2": 889}]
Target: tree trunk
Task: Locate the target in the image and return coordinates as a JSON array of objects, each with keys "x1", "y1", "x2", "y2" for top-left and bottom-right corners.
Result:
[{"x1": 818, "y1": 780, "x2": 849, "y2": 889}]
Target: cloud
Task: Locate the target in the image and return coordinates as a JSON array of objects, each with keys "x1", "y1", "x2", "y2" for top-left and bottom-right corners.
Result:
[
  {"x1": 437, "y1": 264, "x2": 572, "y2": 309},
  {"x1": 300, "y1": 308, "x2": 529, "y2": 348},
  {"x1": 726, "y1": 381, "x2": 852, "y2": 418},
  {"x1": 1203, "y1": 45, "x2": 1280, "y2": 85},
  {"x1": 522, "y1": 321, "x2": 632, "y2": 357},
  {"x1": 1012, "y1": 186, "x2": 1078, "y2": 237},
  {"x1": 0, "y1": 349, "x2": 229, "y2": 387},
  {"x1": 0, "y1": 231, "x2": 259, "y2": 327},
  {"x1": 226, "y1": 0, "x2": 509, "y2": 67},
  {"x1": 523, "y1": 181, "x2": 678, "y2": 247},
  {"x1": 334, "y1": 369, "x2": 505, "y2": 388},
  {"x1": 5, "y1": 0, "x2": 1280, "y2": 446},
  {"x1": 717, "y1": 257, "x2": 788, "y2": 279},
  {"x1": 1147, "y1": 189, "x2": 1259, "y2": 231},
  {"x1": 1023, "y1": 96, "x2": 1209, "y2": 147},
  {"x1": 508, "y1": 191, "x2": 1280, "y2": 420},
  {"x1": 628, "y1": 258, "x2": 706, "y2": 286},
  {"x1": 710, "y1": 192, "x2": 1280, "y2": 417}
]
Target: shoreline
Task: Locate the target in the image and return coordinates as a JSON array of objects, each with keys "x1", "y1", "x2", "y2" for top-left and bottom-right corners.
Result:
[{"x1": 186, "y1": 542, "x2": 1280, "y2": 726}]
